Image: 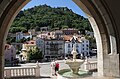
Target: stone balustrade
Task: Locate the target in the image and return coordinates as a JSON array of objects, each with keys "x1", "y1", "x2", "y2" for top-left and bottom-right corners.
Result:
[
  {"x1": 4, "y1": 61, "x2": 97, "y2": 78},
  {"x1": 84, "y1": 61, "x2": 97, "y2": 71},
  {"x1": 4, "y1": 62, "x2": 40, "y2": 78}
]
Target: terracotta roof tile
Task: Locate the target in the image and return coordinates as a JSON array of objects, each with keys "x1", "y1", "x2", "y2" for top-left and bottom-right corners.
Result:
[{"x1": 63, "y1": 35, "x2": 72, "y2": 41}]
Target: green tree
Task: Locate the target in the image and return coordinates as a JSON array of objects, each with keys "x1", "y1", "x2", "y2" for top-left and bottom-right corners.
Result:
[
  {"x1": 62, "y1": 25, "x2": 69, "y2": 29},
  {"x1": 85, "y1": 35, "x2": 96, "y2": 49},
  {"x1": 6, "y1": 37, "x2": 16, "y2": 43},
  {"x1": 28, "y1": 47, "x2": 43, "y2": 61},
  {"x1": 16, "y1": 37, "x2": 27, "y2": 43}
]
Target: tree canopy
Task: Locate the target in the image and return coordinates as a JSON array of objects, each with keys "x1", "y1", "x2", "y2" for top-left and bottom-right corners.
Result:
[
  {"x1": 10, "y1": 4, "x2": 92, "y2": 33},
  {"x1": 28, "y1": 47, "x2": 43, "y2": 61}
]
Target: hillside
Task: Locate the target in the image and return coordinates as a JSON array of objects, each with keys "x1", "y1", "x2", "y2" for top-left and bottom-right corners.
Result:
[{"x1": 10, "y1": 4, "x2": 92, "y2": 33}]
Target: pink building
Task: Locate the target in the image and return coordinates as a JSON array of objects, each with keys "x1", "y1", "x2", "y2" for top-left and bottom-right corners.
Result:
[{"x1": 4, "y1": 44, "x2": 16, "y2": 64}]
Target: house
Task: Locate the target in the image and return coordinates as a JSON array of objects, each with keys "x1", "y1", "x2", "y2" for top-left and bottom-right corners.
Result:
[
  {"x1": 44, "y1": 32, "x2": 64, "y2": 60},
  {"x1": 16, "y1": 32, "x2": 32, "y2": 41},
  {"x1": 36, "y1": 37, "x2": 45, "y2": 54},
  {"x1": 64, "y1": 35, "x2": 90, "y2": 57},
  {"x1": 4, "y1": 44, "x2": 16, "y2": 65},
  {"x1": 81, "y1": 37, "x2": 90, "y2": 56},
  {"x1": 62, "y1": 28, "x2": 79, "y2": 35},
  {"x1": 21, "y1": 40, "x2": 36, "y2": 61}
]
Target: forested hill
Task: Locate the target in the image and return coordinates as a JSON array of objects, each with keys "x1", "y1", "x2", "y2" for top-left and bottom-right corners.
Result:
[{"x1": 10, "y1": 4, "x2": 92, "y2": 33}]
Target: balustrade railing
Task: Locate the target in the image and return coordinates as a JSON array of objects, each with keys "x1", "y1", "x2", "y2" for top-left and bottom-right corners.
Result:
[
  {"x1": 4, "y1": 60, "x2": 97, "y2": 78},
  {"x1": 4, "y1": 62, "x2": 40, "y2": 78},
  {"x1": 84, "y1": 61, "x2": 97, "y2": 71}
]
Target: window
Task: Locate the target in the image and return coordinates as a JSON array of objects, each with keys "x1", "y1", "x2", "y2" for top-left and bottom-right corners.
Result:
[
  {"x1": 46, "y1": 42, "x2": 49, "y2": 45},
  {"x1": 11, "y1": 57, "x2": 14, "y2": 61},
  {"x1": 68, "y1": 49, "x2": 70, "y2": 51},
  {"x1": 68, "y1": 51, "x2": 71, "y2": 54},
  {"x1": 72, "y1": 44, "x2": 73, "y2": 47},
  {"x1": 86, "y1": 41, "x2": 88, "y2": 43},
  {"x1": 86, "y1": 44, "x2": 89, "y2": 47},
  {"x1": 86, "y1": 48, "x2": 88, "y2": 50},
  {"x1": 68, "y1": 44, "x2": 70, "y2": 48},
  {"x1": 83, "y1": 48, "x2": 84, "y2": 50},
  {"x1": 76, "y1": 49, "x2": 79, "y2": 53},
  {"x1": 76, "y1": 44, "x2": 79, "y2": 47}
]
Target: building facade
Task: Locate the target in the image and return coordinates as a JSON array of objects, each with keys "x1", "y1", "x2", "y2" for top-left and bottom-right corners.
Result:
[
  {"x1": 62, "y1": 28, "x2": 79, "y2": 35},
  {"x1": 36, "y1": 37, "x2": 45, "y2": 54},
  {"x1": 16, "y1": 32, "x2": 32, "y2": 41},
  {"x1": 4, "y1": 44, "x2": 16, "y2": 64},
  {"x1": 44, "y1": 38, "x2": 64, "y2": 60},
  {"x1": 64, "y1": 35, "x2": 89, "y2": 57},
  {"x1": 21, "y1": 40, "x2": 36, "y2": 61},
  {"x1": 81, "y1": 37, "x2": 90, "y2": 56}
]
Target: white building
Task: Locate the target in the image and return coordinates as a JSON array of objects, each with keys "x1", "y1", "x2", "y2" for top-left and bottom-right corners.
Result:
[
  {"x1": 81, "y1": 37, "x2": 90, "y2": 56},
  {"x1": 37, "y1": 32, "x2": 48, "y2": 39},
  {"x1": 36, "y1": 37, "x2": 45, "y2": 54},
  {"x1": 16, "y1": 32, "x2": 23, "y2": 41},
  {"x1": 64, "y1": 35, "x2": 89, "y2": 57},
  {"x1": 16, "y1": 32, "x2": 32, "y2": 41},
  {"x1": 85, "y1": 30, "x2": 94, "y2": 37}
]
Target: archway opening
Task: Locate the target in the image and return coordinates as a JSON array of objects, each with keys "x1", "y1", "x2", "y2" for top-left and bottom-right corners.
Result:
[{"x1": 0, "y1": 0, "x2": 119, "y2": 79}]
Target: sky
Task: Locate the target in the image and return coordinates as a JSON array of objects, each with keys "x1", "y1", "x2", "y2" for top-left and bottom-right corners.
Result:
[{"x1": 23, "y1": 0, "x2": 87, "y2": 18}]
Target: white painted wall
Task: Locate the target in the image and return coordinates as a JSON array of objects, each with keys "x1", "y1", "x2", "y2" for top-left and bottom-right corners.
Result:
[{"x1": 65, "y1": 37, "x2": 89, "y2": 56}]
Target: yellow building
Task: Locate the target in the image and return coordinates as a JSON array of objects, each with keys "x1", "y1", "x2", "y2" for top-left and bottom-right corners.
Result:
[{"x1": 21, "y1": 41, "x2": 36, "y2": 61}]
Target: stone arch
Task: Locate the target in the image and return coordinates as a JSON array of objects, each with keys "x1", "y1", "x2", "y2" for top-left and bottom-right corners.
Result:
[
  {"x1": 0, "y1": 0, "x2": 119, "y2": 78},
  {"x1": 0, "y1": 0, "x2": 31, "y2": 79},
  {"x1": 73, "y1": 0, "x2": 119, "y2": 77}
]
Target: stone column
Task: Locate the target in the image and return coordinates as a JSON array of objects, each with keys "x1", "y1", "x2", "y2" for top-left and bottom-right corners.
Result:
[
  {"x1": 84, "y1": 57, "x2": 90, "y2": 72},
  {"x1": 0, "y1": 41, "x2": 5, "y2": 79},
  {"x1": 35, "y1": 61, "x2": 41, "y2": 77}
]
